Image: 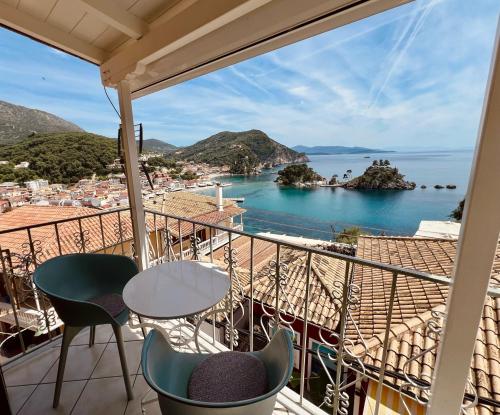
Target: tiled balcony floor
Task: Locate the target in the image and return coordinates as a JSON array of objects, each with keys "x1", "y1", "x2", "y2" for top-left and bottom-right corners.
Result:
[{"x1": 3, "y1": 321, "x2": 322, "y2": 415}]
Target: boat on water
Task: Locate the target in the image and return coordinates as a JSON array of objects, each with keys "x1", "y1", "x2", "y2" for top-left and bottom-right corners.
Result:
[
  {"x1": 186, "y1": 184, "x2": 197, "y2": 189},
  {"x1": 220, "y1": 182, "x2": 232, "y2": 187}
]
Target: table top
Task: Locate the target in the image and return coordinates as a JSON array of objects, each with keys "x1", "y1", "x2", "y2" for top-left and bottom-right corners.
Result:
[{"x1": 122, "y1": 260, "x2": 230, "y2": 320}]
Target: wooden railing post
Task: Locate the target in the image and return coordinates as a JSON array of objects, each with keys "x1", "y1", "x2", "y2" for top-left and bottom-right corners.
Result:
[{"x1": 117, "y1": 80, "x2": 148, "y2": 270}]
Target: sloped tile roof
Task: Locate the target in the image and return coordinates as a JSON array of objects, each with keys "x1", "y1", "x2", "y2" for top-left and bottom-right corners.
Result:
[
  {"x1": 145, "y1": 192, "x2": 245, "y2": 238},
  {"x1": 0, "y1": 193, "x2": 244, "y2": 262},
  {"x1": 144, "y1": 191, "x2": 238, "y2": 217},
  {"x1": 212, "y1": 236, "x2": 347, "y2": 330},
  {"x1": 351, "y1": 236, "x2": 500, "y2": 414},
  {"x1": 0, "y1": 206, "x2": 135, "y2": 263}
]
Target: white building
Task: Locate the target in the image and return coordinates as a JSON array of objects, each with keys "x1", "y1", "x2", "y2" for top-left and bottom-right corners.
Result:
[
  {"x1": 25, "y1": 179, "x2": 49, "y2": 192},
  {"x1": 415, "y1": 220, "x2": 461, "y2": 239},
  {"x1": 14, "y1": 161, "x2": 30, "y2": 169}
]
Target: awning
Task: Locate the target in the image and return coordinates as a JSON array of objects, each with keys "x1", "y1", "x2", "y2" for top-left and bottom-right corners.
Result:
[{"x1": 363, "y1": 381, "x2": 426, "y2": 415}]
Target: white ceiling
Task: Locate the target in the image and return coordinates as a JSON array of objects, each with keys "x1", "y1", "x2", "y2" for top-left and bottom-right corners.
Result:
[{"x1": 0, "y1": 0, "x2": 411, "y2": 98}]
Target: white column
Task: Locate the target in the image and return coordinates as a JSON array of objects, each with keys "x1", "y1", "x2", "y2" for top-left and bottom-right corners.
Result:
[
  {"x1": 428, "y1": 21, "x2": 500, "y2": 414},
  {"x1": 117, "y1": 80, "x2": 149, "y2": 271}
]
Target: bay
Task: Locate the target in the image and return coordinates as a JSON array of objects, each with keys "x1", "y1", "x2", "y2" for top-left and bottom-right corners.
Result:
[{"x1": 199, "y1": 150, "x2": 473, "y2": 239}]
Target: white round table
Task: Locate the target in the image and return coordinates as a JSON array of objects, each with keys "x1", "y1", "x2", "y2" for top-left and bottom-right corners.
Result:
[
  {"x1": 123, "y1": 261, "x2": 230, "y2": 413},
  {"x1": 123, "y1": 260, "x2": 230, "y2": 320}
]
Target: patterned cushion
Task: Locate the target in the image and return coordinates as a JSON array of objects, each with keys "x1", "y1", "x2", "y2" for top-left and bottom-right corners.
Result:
[
  {"x1": 89, "y1": 293, "x2": 126, "y2": 317},
  {"x1": 188, "y1": 351, "x2": 268, "y2": 403}
]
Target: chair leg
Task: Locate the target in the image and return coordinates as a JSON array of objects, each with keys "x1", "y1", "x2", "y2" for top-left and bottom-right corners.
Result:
[
  {"x1": 113, "y1": 324, "x2": 134, "y2": 401},
  {"x1": 137, "y1": 315, "x2": 147, "y2": 338},
  {"x1": 89, "y1": 326, "x2": 96, "y2": 347},
  {"x1": 53, "y1": 326, "x2": 82, "y2": 408}
]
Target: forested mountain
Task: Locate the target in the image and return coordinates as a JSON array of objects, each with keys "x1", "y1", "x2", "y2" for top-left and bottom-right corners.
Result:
[
  {"x1": 142, "y1": 139, "x2": 177, "y2": 152},
  {"x1": 0, "y1": 100, "x2": 83, "y2": 145},
  {"x1": 173, "y1": 130, "x2": 308, "y2": 174},
  {"x1": 0, "y1": 132, "x2": 116, "y2": 184}
]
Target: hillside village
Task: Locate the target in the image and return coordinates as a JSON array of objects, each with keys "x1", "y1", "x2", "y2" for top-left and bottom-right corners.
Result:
[{"x1": 0, "y1": 102, "x2": 308, "y2": 210}]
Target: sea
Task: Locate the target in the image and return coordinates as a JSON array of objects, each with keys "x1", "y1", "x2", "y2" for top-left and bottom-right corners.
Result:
[{"x1": 198, "y1": 150, "x2": 473, "y2": 240}]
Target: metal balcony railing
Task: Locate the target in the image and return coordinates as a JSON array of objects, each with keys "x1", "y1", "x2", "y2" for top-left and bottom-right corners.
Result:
[
  {"x1": 0, "y1": 207, "x2": 134, "y2": 360},
  {"x1": 0, "y1": 206, "x2": 498, "y2": 414}
]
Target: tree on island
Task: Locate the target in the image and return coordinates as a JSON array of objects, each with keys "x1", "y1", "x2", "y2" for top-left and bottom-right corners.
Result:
[
  {"x1": 343, "y1": 163, "x2": 415, "y2": 190},
  {"x1": 275, "y1": 164, "x2": 323, "y2": 185},
  {"x1": 450, "y1": 199, "x2": 465, "y2": 221}
]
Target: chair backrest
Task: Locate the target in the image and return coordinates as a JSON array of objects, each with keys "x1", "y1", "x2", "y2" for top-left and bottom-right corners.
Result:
[
  {"x1": 142, "y1": 328, "x2": 294, "y2": 409},
  {"x1": 34, "y1": 253, "x2": 138, "y2": 302},
  {"x1": 254, "y1": 329, "x2": 294, "y2": 395},
  {"x1": 33, "y1": 254, "x2": 138, "y2": 325}
]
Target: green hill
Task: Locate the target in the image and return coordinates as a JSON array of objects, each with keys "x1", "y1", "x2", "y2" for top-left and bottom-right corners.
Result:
[
  {"x1": 173, "y1": 129, "x2": 308, "y2": 174},
  {"x1": 0, "y1": 100, "x2": 84, "y2": 145},
  {"x1": 0, "y1": 132, "x2": 116, "y2": 184},
  {"x1": 142, "y1": 139, "x2": 177, "y2": 153}
]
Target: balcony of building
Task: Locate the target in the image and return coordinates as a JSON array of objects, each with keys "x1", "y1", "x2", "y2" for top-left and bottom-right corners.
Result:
[
  {"x1": 0, "y1": 208, "x2": 498, "y2": 414},
  {"x1": 0, "y1": 1, "x2": 500, "y2": 414}
]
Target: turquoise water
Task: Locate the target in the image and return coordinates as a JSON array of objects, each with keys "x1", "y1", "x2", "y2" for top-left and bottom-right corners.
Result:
[{"x1": 200, "y1": 150, "x2": 473, "y2": 239}]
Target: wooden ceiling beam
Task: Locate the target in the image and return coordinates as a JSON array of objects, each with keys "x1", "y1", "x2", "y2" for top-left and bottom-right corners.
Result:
[
  {"x1": 0, "y1": 2, "x2": 105, "y2": 64},
  {"x1": 129, "y1": 0, "x2": 411, "y2": 98},
  {"x1": 76, "y1": 0, "x2": 149, "y2": 39},
  {"x1": 100, "y1": 0, "x2": 272, "y2": 86}
]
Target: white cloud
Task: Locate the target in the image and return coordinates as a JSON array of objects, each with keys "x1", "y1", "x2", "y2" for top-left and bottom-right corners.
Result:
[{"x1": 1, "y1": 0, "x2": 499, "y2": 149}]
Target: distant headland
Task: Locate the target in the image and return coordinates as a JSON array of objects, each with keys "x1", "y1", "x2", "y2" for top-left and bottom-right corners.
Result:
[{"x1": 292, "y1": 145, "x2": 394, "y2": 155}]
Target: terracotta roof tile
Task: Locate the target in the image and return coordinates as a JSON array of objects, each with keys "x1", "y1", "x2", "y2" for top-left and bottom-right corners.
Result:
[
  {"x1": 211, "y1": 236, "x2": 347, "y2": 330},
  {"x1": 351, "y1": 236, "x2": 500, "y2": 413}
]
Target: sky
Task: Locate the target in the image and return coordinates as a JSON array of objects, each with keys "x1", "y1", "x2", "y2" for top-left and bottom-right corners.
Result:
[{"x1": 0, "y1": 0, "x2": 499, "y2": 149}]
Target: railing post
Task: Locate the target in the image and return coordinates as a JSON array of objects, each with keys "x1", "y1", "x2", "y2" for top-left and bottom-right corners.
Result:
[
  {"x1": 228, "y1": 233, "x2": 234, "y2": 350},
  {"x1": 373, "y1": 272, "x2": 397, "y2": 415},
  {"x1": 428, "y1": 20, "x2": 500, "y2": 415},
  {"x1": 249, "y1": 237, "x2": 255, "y2": 352},
  {"x1": 332, "y1": 261, "x2": 351, "y2": 414},
  {"x1": 117, "y1": 80, "x2": 148, "y2": 271},
  {"x1": 274, "y1": 243, "x2": 281, "y2": 331},
  {"x1": 299, "y1": 251, "x2": 312, "y2": 403}
]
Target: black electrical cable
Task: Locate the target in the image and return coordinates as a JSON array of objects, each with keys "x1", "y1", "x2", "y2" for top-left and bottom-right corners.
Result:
[{"x1": 103, "y1": 85, "x2": 121, "y2": 119}]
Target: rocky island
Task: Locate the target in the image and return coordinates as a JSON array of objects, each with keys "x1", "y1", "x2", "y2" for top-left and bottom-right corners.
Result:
[
  {"x1": 275, "y1": 164, "x2": 324, "y2": 186},
  {"x1": 342, "y1": 160, "x2": 416, "y2": 190}
]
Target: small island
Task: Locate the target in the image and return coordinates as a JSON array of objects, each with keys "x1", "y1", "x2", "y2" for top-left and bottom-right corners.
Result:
[
  {"x1": 342, "y1": 160, "x2": 416, "y2": 190},
  {"x1": 275, "y1": 164, "x2": 324, "y2": 186}
]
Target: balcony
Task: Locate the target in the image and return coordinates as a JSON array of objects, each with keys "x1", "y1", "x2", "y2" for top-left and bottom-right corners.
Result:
[
  {"x1": 1, "y1": 207, "x2": 498, "y2": 415},
  {"x1": 3, "y1": 320, "x2": 322, "y2": 415},
  {"x1": 0, "y1": 2, "x2": 500, "y2": 414}
]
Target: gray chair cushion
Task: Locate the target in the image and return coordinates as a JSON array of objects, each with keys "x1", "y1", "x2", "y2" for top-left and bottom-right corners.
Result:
[
  {"x1": 188, "y1": 351, "x2": 268, "y2": 403},
  {"x1": 89, "y1": 293, "x2": 126, "y2": 317}
]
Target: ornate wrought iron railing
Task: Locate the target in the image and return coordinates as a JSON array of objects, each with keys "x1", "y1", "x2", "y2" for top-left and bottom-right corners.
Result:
[
  {"x1": 0, "y1": 206, "x2": 498, "y2": 414},
  {"x1": 143, "y1": 208, "x2": 500, "y2": 415},
  {"x1": 0, "y1": 207, "x2": 133, "y2": 362}
]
